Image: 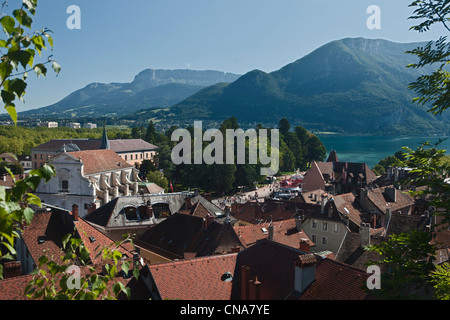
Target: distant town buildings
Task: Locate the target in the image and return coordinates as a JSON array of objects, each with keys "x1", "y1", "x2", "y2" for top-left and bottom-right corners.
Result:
[{"x1": 37, "y1": 121, "x2": 58, "y2": 128}]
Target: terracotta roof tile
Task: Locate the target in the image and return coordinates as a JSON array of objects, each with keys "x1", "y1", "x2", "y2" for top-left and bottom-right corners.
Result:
[
  {"x1": 298, "y1": 258, "x2": 370, "y2": 300},
  {"x1": 234, "y1": 218, "x2": 313, "y2": 249},
  {"x1": 0, "y1": 275, "x2": 34, "y2": 300},
  {"x1": 68, "y1": 149, "x2": 133, "y2": 175},
  {"x1": 21, "y1": 211, "x2": 71, "y2": 265},
  {"x1": 333, "y1": 192, "x2": 363, "y2": 226},
  {"x1": 367, "y1": 185, "x2": 415, "y2": 213},
  {"x1": 233, "y1": 239, "x2": 370, "y2": 300},
  {"x1": 148, "y1": 254, "x2": 237, "y2": 300}
]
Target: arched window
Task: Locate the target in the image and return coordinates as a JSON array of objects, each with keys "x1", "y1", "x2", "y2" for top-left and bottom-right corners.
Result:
[
  {"x1": 152, "y1": 203, "x2": 171, "y2": 219},
  {"x1": 124, "y1": 206, "x2": 138, "y2": 221},
  {"x1": 137, "y1": 205, "x2": 150, "y2": 220}
]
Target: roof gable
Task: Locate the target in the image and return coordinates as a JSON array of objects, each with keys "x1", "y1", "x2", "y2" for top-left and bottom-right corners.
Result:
[{"x1": 68, "y1": 149, "x2": 133, "y2": 175}]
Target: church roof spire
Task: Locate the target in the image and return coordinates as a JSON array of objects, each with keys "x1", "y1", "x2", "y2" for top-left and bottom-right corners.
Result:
[{"x1": 100, "y1": 125, "x2": 110, "y2": 149}]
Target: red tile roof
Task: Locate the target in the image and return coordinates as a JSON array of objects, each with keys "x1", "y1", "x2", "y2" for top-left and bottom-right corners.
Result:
[
  {"x1": 231, "y1": 201, "x2": 296, "y2": 224},
  {"x1": 233, "y1": 218, "x2": 313, "y2": 249},
  {"x1": 74, "y1": 217, "x2": 133, "y2": 264},
  {"x1": 22, "y1": 207, "x2": 133, "y2": 268},
  {"x1": 295, "y1": 258, "x2": 370, "y2": 300},
  {"x1": 21, "y1": 211, "x2": 69, "y2": 265},
  {"x1": 0, "y1": 275, "x2": 34, "y2": 300},
  {"x1": 68, "y1": 149, "x2": 133, "y2": 175},
  {"x1": 333, "y1": 192, "x2": 363, "y2": 226},
  {"x1": 366, "y1": 185, "x2": 415, "y2": 213},
  {"x1": 148, "y1": 254, "x2": 238, "y2": 300},
  {"x1": 233, "y1": 239, "x2": 370, "y2": 300}
]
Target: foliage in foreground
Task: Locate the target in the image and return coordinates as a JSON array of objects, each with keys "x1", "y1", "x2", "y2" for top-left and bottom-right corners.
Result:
[{"x1": 25, "y1": 234, "x2": 138, "y2": 300}]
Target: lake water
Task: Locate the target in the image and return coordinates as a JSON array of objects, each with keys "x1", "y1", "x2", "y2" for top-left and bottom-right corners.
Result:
[{"x1": 316, "y1": 135, "x2": 450, "y2": 168}]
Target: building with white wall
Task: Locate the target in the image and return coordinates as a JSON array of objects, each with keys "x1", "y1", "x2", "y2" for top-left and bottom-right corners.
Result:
[{"x1": 35, "y1": 148, "x2": 143, "y2": 218}]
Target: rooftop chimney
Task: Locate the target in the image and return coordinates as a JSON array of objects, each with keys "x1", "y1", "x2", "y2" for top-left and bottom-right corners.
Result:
[
  {"x1": 294, "y1": 254, "x2": 316, "y2": 294},
  {"x1": 72, "y1": 204, "x2": 79, "y2": 221},
  {"x1": 321, "y1": 193, "x2": 328, "y2": 214},
  {"x1": 295, "y1": 216, "x2": 302, "y2": 232},
  {"x1": 360, "y1": 222, "x2": 371, "y2": 247},
  {"x1": 248, "y1": 276, "x2": 261, "y2": 300},
  {"x1": 185, "y1": 197, "x2": 192, "y2": 210},
  {"x1": 385, "y1": 187, "x2": 396, "y2": 203},
  {"x1": 3, "y1": 261, "x2": 21, "y2": 278},
  {"x1": 268, "y1": 224, "x2": 274, "y2": 241},
  {"x1": 240, "y1": 265, "x2": 251, "y2": 300},
  {"x1": 202, "y1": 193, "x2": 212, "y2": 202},
  {"x1": 299, "y1": 239, "x2": 310, "y2": 253}
]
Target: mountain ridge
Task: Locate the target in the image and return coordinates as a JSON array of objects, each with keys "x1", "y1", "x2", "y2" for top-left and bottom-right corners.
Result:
[
  {"x1": 169, "y1": 37, "x2": 449, "y2": 135},
  {"x1": 20, "y1": 69, "x2": 241, "y2": 117}
]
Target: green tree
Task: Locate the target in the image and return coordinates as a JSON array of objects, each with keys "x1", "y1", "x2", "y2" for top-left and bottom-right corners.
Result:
[
  {"x1": 284, "y1": 131, "x2": 303, "y2": 170},
  {"x1": 146, "y1": 170, "x2": 169, "y2": 192},
  {"x1": 131, "y1": 126, "x2": 145, "y2": 139},
  {"x1": 0, "y1": 0, "x2": 60, "y2": 124},
  {"x1": 278, "y1": 118, "x2": 290, "y2": 136},
  {"x1": 407, "y1": 0, "x2": 450, "y2": 115},
  {"x1": 0, "y1": 160, "x2": 23, "y2": 175},
  {"x1": 367, "y1": 141, "x2": 449, "y2": 299},
  {"x1": 139, "y1": 159, "x2": 155, "y2": 179},
  {"x1": 368, "y1": 231, "x2": 437, "y2": 299},
  {"x1": 305, "y1": 134, "x2": 327, "y2": 164},
  {"x1": 430, "y1": 262, "x2": 450, "y2": 300},
  {"x1": 144, "y1": 121, "x2": 157, "y2": 144}
]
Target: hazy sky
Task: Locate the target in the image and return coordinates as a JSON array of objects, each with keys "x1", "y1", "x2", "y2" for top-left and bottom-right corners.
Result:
[{"x1": 8, "y1": 0, "x2": 448, "y2": 112}]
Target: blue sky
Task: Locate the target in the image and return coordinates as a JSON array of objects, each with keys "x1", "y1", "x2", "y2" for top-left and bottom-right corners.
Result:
[{"x1": 8, "y1": 0, "x2": 448, "y2": 112}]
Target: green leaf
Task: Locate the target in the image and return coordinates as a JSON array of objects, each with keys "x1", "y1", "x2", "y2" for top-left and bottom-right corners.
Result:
[
  {"x1": 4, "y1": 104, "x2": 17, "y2": 125},
  {"x1": 62, "y1": 234, "x2": 71, "y2": 249},
  {"x1": 1, "y1": 89, "x2": 15, "y2": 104},
  {"x1": 44, "y1": 33, "x2": 53, "y2": 48},
  {"x1": 23, "y1": 0, "x2": 37, "y2": 15},
  {"x1": 23, "y1": 175, "x2": 42, "y2": 191},
  {"x1": 0, "y1": 16, "x2": 15, "y2": 34},
  {"x1": 38, "y1": 255, "x2": 48, "y2": 267},
  {"x1": 2, "y1": 241, "x2": 16, "y2": 256},
  {"x1": 0, "y1": 186, "x2": 5, "y2": 201},
  {"x1": 23, "y1": 207, "x2": 34, "y2": 224},
  {"x1": 13, "y1": 9, "x2": 33, "y2": 28},
  {"x1": 52, "y1": 61, "x2": 61, "y2": 75},
  {"x1": 4, "y1": 78, "x2": 27, "y2": 100},
  {"x1": 8, "y1": 50, "x2": 34, "y2": 69},
  {"x1": 112, "y1": 250, "x2": 122, "y2": 265},
  {"x1": 26, "y1": 193, "x2": 41, "y2": 206},
  {"x1": 0, "y1": 61, "x2": 13, "y2": 81},
  {"x1": 31, "y1": 35, "x2": 45, "y2": 55},
  {"x1": 33, "y1": 63, "x2": 47, "y2": 77},
  {"x1": 121, "y1": 261, "x2": 130, "y2": 275}
]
